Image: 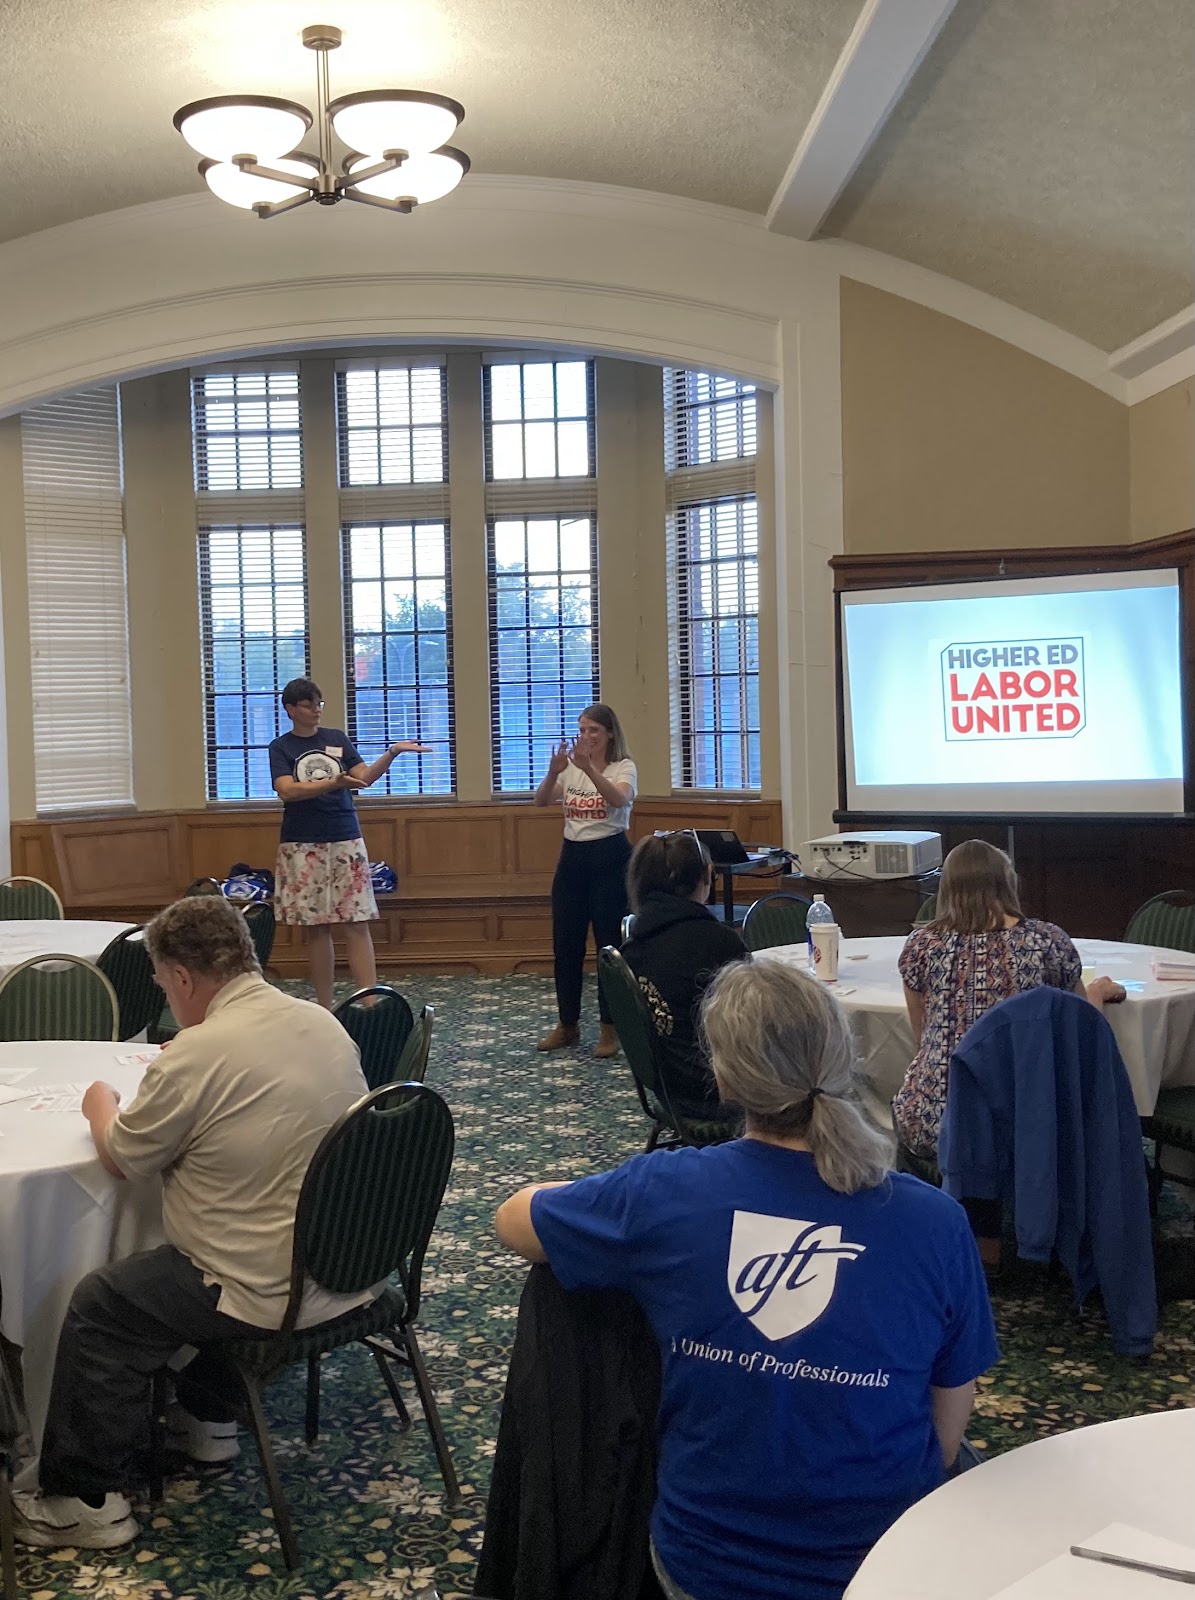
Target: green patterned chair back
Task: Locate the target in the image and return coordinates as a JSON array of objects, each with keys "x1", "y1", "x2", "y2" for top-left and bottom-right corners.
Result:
[
  {"x1": 243, "y1": 902, "x2": 276, "y2": 971},
  {"x1": 0, "y1": 876, "x2": 63, "y2": 920},
  {"x1": 598, "y1": 946, "x2": 682, "y2": 1120},
  {"x1": 0, "y1": 956, "x2": 119, "y2": 1042},
  {"x1": 741, "y1": 893, "x2": 813, "y2": 953},
  {"x1": 393, "y1": 1004, "x2": 434, "y2": 1085},
  {"x1": 1125, "y1": 891, "x2": 1195, "y2": 955},
  {"x1": 97, "y1": 927, "x2": 164, "y2": 1041},
  {"x1": 184, "y1": 877, "x2": 224, "y2": 897},
  {"x1": 913, "y1": 894, "x2": 938, "y2": 928},
  {"x1": 334, "y1": 986, "x2": 417, "y2": 1091},
  {"x1": 285, "y1": 1081, "x2": 454, "y2": 1332}
]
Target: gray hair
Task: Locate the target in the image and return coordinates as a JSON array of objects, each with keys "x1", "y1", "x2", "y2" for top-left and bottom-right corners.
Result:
[
  {"x1": 700, "y1": 960, "x2": 893, "y2": 1195},
  {"x1": 144, "y1": 896, "x2": 259, "y2": 982}
]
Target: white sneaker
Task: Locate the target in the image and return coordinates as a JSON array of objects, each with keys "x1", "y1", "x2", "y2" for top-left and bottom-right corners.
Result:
[
  {"x1": 13, "y1": 1488, "x2": 138, "y2": 1549},
  {"x1": 165, "y1": 1400, "x2": 240, "y2": 1463}
]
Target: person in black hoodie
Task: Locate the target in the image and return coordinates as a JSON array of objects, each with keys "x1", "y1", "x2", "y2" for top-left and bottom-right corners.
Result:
[{"x1": 622, "y1": 831, "x2": 748, "y2": 1114}]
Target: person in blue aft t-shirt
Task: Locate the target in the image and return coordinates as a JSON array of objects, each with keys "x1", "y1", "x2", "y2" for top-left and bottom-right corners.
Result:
[{"x1": 496, "y1": 959, "x2": 999, "y2": 1600}]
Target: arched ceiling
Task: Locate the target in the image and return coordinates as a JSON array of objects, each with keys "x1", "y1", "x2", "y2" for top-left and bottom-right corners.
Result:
[{"x1": 2, "y1": 0, "x2": 1191, "y2": 353}]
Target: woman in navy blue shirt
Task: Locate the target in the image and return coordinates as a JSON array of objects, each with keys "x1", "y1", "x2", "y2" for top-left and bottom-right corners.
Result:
[
  {"x1": 268, "y1": 678, "x2": 426, "y2": 1007},
  {"x1": 496, "y1": 960, "x2": 998, "y2": 1600}
]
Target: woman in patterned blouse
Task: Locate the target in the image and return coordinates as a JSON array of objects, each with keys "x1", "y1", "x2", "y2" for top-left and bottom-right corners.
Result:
[{"x1": 894, "y1": 839, "x2": 1124, "y2": 1163}]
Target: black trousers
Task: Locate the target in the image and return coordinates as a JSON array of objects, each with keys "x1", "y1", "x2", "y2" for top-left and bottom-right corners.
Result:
[
  {"x1": 39, "y1": 1245, "x2": 269, "y2": 1501},
  {"x1": 551, "y1": 833, "x2": 632, "y2": 1026}
]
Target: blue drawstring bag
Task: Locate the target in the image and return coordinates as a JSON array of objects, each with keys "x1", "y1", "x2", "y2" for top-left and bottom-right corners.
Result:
[
  {"x1": 222, "y1": 863, "x2": 274, "y2": 903},
  {"x1": 370, "y1": 861, "x2": 398, "y2": 894}
]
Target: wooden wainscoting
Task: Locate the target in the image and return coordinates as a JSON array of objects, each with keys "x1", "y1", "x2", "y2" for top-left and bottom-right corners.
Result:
[{"x1": 11, "y1": 797, "x2": 784, "y2": 975}]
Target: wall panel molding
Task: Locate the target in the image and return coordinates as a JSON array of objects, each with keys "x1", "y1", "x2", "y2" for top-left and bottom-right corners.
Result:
[{"x1": 12, "y1": 796, "x2": 783, "y2": 974}]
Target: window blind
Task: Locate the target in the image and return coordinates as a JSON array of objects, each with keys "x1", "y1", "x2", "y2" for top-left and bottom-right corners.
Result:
[
  {"x1": 663, "y1": 369, "x2": 760, "y2": 792},
  {"x1": 193, "y1": 364, "x2": 308, "y2": 801},
  {"x1": 198, "y1": 525, "x2": 309, "y2": 802},
  {"x1": 21, "y1": 386, "x2": 134, "y2": 812},
  {"x1": 337, "y1": 361, "x2": 455, "y2": 794},
  {"x1": 483, "y1": 358, "x2": 599, "y2": 792}
]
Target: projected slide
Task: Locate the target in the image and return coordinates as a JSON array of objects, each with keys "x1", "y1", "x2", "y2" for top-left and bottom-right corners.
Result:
[{"x1": 840, "y1": 571, "x2": 1186, "y2": 815}]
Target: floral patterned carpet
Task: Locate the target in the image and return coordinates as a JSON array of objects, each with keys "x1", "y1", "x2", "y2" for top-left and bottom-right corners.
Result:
[{"x1": 12, "y1": 974, "x2": 1194, "y2": 1600}]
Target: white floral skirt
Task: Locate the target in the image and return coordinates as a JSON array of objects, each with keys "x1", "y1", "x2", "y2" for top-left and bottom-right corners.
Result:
[{"x1": 275, "y1": 838, "x2": 378, "y2": 925}]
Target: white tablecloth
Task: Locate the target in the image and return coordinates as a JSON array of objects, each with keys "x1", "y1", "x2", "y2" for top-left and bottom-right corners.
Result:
[
  {"x1": 762, "y1": 936, "x2": 1195, "y2": 1116},
  {"x1": 0, "y1": 918, "x2": 136, "y2": 980},
  {"x1": 0, "y1": 1040, "x2": 163, "y2": 1442},
  {"x1": 846, "y1": 1409, "x2": 1195, "y2": 1599}
]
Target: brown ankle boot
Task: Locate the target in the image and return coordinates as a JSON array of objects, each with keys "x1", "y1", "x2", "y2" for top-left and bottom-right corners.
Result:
[
  {"x1": 537, "y1": 1022, "x2": 580, "y2": 1052},
  {"x1": 594, "y1": 1023, "x2": 620, "y2": 1059}
]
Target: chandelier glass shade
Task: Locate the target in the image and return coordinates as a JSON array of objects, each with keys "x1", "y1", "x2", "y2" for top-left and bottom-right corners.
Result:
[
  {"x1": 328, "y1": 91, "x2": 463, "y2": 156},
  {"x1": 172, "y1": 25, "x2": 470, "y2": 220},
  {"x1": 345, "y1": 147, "x2": 469, "y2": 204},
  {"x1": 174, "y1": 97, "x2": 313, "y2": 164},
  {"x1": 200, "y1": 154, "x2": 322, "y2": 209}
]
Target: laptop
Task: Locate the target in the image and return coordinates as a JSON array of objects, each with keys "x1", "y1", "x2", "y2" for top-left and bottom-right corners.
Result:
[{"x1": 695, "y1": 829, "x2": 751, "y2": 866}]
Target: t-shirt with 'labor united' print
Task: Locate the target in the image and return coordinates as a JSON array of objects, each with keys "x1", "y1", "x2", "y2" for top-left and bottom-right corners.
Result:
[{"x1": 559, "y1": 758, "x2": 637, "y2": 841}]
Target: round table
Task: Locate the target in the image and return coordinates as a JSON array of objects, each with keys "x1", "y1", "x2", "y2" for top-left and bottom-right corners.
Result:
[
  {"x1": 0, "y1": 918, "x2": 136, "y2": 981},
  {"x1": 845, "y1": 1409, "x2": 1195, "y2": 1599},
  {"x1": 761, "y1": 936, "x2": 1195, "y2": 1116},
  {"x1": 0, "y1": 1040, "x2": 163, "y2": 1445}
]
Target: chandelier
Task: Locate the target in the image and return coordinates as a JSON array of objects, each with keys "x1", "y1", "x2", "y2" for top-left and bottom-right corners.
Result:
[{"x1": 173, "y1": 24, "x2": 469, "y2": 219}]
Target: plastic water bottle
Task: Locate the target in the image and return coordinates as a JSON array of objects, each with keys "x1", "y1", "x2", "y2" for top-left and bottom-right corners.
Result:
[{"x1": 806, "y1": 893, "x2": 834, "y2": 966}]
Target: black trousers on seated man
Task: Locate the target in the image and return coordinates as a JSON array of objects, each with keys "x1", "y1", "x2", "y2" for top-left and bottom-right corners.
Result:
[{"x1": 39, "y1": 1244, "x2": 266, "y2": 1501}]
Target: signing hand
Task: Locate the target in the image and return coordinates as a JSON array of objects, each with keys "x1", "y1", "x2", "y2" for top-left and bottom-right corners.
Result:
[
  {"x1": 389, "y1": 740, "x2": 431, "y2": 755},
  {"x1": 334, "y1": 772, "x2": 368, "y2": 790},
  {"x1": 568, "y1": 738, "x2": 594, "y2": 775},
  {"x1": 547, "y1": 740, "x2": 571, "y2": 778}
]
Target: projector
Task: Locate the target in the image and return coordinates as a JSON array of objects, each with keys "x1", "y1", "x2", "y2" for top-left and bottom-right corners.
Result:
[{"x1": 801, "y1": 831, "x2": 942, "y2": 881}]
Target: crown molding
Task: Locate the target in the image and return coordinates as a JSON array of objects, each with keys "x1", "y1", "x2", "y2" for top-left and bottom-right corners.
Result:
[
  {"x1": 815, "y1": 239, "x2": 1125, "y2": 399},
  {"x1": 1108, "y1": 305, "x2": 1195, "y2": 404}
]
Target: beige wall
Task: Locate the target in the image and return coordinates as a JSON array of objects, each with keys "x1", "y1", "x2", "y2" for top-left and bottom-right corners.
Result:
[
  {"x1": 839, "y1": 279, "x2": 1130, "y2": 553},
  {"x1": 1129, "y1": 377, "x2": 1194, "y2": 543}
]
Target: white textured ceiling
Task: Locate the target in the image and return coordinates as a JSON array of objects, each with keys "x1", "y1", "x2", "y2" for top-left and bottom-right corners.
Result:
[
  {"x1": 0, "y1": 0, "x2": 862, "y2": 239},
  {"x1": 1, "y1": 0, "x2": 1191, "y2": 351},
  {"x1": 824, "y1": 0, "x2": 1195, "y2": 351}
]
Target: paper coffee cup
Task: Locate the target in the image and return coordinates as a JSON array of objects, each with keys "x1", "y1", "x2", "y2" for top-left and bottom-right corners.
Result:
[{"x1": 810, "y1": 922, "x2": 840, "y2": 982}]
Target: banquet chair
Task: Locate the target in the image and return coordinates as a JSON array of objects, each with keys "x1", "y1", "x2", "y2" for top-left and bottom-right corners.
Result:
[
  {"x1": 149, "y1": 1081, "x2": 459, "y2": 1572},
  {"x1": 0, "y1": 875, "x2": 63, "y2": 921},
  {"x1": 394, "y1": 1004, "x2": 435, "y2": 1084},
  {"x1": 97, "y1": 926, "x2": 164, "y2": 1041},
  {"x1": 0, "y1": 955, "x2": 119, "y2": 1042},
  {"x1": 333, "y1": 985, "x2": 416, "y2": 1090},
  {"x1": 243, "y1": 901, "x2": 276, "y2": 972},
  {"x1": 740, "y1": 893, "x2": 813, "y2": 953},
  {"x1": 598, "y1": 946, "x2": 737, "y2": 1151},
  {"x1": 1142, "y1": 1088, "x2": 1195, "y2": 1201},
  {"x1": 1124, "y1": 889, "x2": 1195, "y2": 955}
]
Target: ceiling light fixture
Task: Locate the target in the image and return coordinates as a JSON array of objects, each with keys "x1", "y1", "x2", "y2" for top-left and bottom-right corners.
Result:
[{"x1": 173, "y1": 24, "x2": 470, "y2": 219}]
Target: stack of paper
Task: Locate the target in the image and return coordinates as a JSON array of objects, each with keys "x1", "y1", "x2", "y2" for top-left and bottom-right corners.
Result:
[{"x1": 1154, "y1": 957, "x2": 1195, "y2": 982}]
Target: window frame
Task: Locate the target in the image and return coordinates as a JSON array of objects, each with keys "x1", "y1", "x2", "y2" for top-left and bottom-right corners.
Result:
[
  {"x1": 197, "y1": 522, "x2": 311, "y2": 804},
  {"x1": 672, "y1": 493, "x2": 761, "y2": 792},
  {"x1": 341, "y1": 518, "x2": 457, "y2": 798},
  {"x1": 485, "y1": 512, "x2": 601, "y2": 795}
]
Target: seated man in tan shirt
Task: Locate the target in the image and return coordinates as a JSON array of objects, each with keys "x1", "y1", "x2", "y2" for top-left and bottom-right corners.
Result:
[{"x1": 13, "y1": 895, "x2": 370, "y2": 1552}]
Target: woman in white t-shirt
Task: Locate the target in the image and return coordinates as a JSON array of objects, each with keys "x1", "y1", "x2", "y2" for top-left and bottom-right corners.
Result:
[{"x1": 534, "y1": 703, "x2": 637, "y2": 1058}]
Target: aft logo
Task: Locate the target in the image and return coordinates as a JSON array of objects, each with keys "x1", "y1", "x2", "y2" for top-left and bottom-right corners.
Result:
[
  {"x1": 727, "y1": 1211, "x2": 865, "y2": 1343},
  {"x1": 941, "y1": 637, "x2": 1086, "y2": 741}
]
